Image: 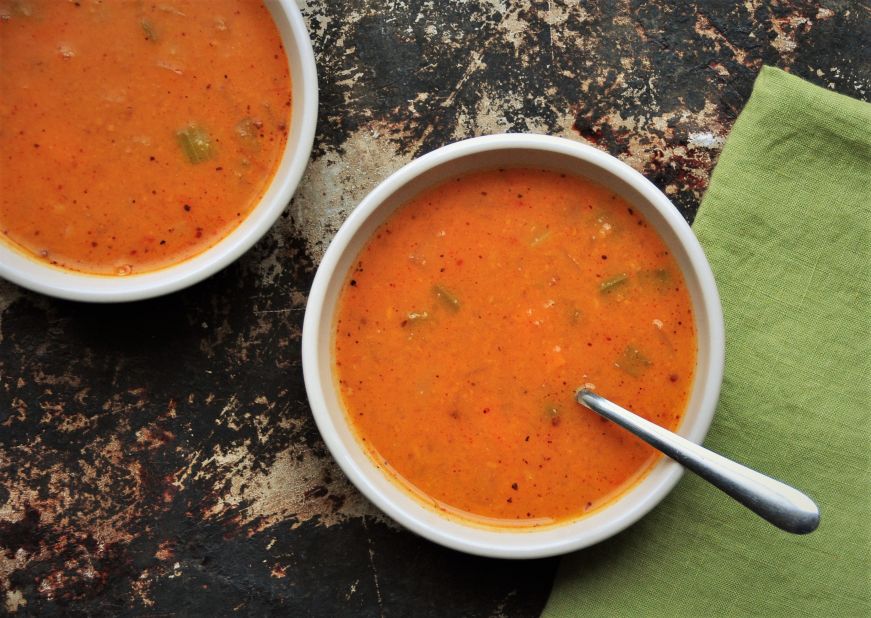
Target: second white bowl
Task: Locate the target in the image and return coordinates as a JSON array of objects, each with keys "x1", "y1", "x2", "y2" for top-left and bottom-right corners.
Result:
[{"x1": 0, "y1": 0, "x2": 318, "y2": 302}]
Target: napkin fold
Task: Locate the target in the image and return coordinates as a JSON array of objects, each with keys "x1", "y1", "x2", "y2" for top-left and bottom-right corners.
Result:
[{"x1": 544, "y1": 66, "x2": 870, "y2": 616}]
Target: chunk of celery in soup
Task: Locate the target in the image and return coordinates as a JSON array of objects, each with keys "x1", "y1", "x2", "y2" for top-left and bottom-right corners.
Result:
[
  {"x1": 616, "y1": 345, "x2": 652, "y2": 377},
  {"x1": 176, "y1": 124, "x2": 214, "y2": 164},
  {"x1": 638, "y1": 268, "x2": 672, "y2": 292},
  {"x1": 140, "y1": 19, "x2": 158, "y2": 41},
  {"x1": 600, "y1": 273, "x2": 628, "y2": 293},
  {"x1": 433, "y1": 285, "x2": 461, "y2": 311}
]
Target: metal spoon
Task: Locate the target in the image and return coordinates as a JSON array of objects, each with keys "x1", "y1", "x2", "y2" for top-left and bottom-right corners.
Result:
[{"x1": 576, "y1": 388, "x2": 820, "y2": 534}]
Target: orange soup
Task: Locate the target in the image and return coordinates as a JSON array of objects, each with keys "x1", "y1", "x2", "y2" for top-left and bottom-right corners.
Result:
[
  {"x1": 0, "y1": 0, "x2": 290, "y2": 275},
  {"x1": 334, "y1": 169, "x2": 696, "y2": 526}
]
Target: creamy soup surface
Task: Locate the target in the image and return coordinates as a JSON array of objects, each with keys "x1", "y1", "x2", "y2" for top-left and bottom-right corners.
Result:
[
  {"x1": 333, "y1": 168, "x2": 697, "y2": 526},
  {"x1": 0, "y1": 0, "x2": 291, "y2": 274}
]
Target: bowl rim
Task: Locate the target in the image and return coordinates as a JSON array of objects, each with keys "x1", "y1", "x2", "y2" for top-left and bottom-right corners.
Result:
[
  {"x1": 0, "y1": 0, "x2": 318, "y2": 303},
  {"x1": 302, "y1": 133, "x2": 725, "y2": 558}
]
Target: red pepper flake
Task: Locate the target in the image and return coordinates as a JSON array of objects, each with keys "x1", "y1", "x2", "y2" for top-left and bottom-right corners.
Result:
[
  {"x1": 183, "y1": 204, "x2": 191, "y2": 212},
  {"x1": 482, "y1": 407, "x2": 490, "y2": 414},
  {"x1": 511, "y1": 483, "x2": 518, "y2": 490},
  {"x1": 669, "y1": 374, "x2": 679, "y2": 382},
  {"x1": 195, "y1": 227, "x2": 203, "y2": 238}
]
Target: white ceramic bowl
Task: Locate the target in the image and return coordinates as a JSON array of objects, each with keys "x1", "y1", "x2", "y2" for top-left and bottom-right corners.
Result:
[
  {"x1": 0, "y1": 0, "x2": 317, "y2": 302},
  {"x1": 303, "y1": 134, "x2": 725, "y2": 558}
]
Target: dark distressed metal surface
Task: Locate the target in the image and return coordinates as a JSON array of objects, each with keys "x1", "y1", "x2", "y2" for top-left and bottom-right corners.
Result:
[{"x1": 1, "y1": 1, "x2": 868, "y2": 615}]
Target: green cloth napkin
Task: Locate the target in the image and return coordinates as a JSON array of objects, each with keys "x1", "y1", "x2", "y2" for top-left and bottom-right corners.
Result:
[{"x1": 544, "y1": 66, "x2": 870, "y2": 617}]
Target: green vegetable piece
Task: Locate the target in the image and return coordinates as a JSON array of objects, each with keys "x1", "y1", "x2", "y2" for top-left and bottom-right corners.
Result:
[
  {"x1": 600, "y1": 273, "x2": 629, "y2": 293},
  {"x1": 140, "y1": 19, "x2": 158, "y2": 41},
  {"x1": 639, "y1": 268, "x2": 672, "y2": 292},
  {"x1": 433, "y1": 285, "x2": 461, "y2": 312},
  {"x1": 616, "y1": 345, "x2": 652, "y2": 377},
  {"x1": 175, "y1": 124, "x2": 214, "y2": 164}
]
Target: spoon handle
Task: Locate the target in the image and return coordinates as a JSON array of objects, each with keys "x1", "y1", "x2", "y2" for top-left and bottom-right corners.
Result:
[{"x1": 576, "y1": 389, "x2": 820, "y2": 534}]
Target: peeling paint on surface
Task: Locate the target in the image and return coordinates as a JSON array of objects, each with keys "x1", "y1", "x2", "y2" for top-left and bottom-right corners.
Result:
[
  {"x1": 290, "y1": 123, "x2": 416, "y2": 262},
  {"x1": 688, "y1": 131, "x2": 727, "y2": 149},
  {"x1": 1, "y1": 0, "x2": 868, "y2": 614},
  {"x1": 200, "y1": 441, "x2": 388, "y2": 532}
]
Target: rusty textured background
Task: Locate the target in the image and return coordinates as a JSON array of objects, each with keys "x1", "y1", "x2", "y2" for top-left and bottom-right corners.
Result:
[{"x1": 1, "y1": 1, "x2": 869, "y2": 615}]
